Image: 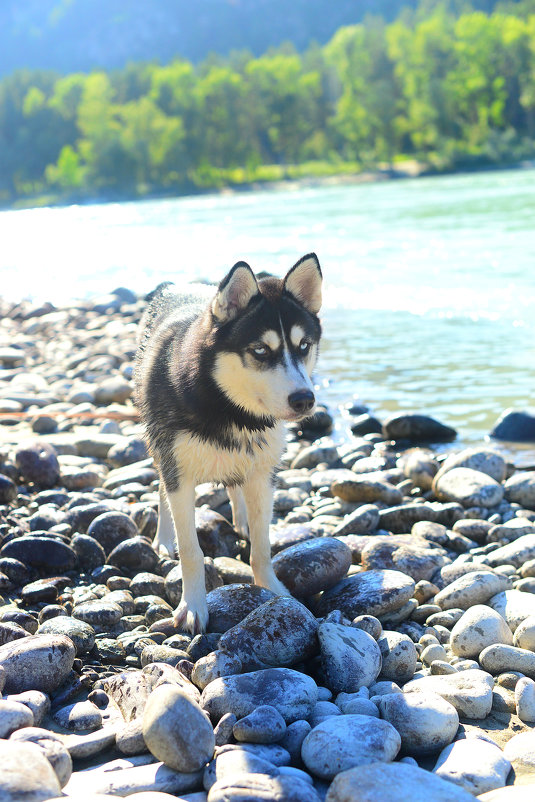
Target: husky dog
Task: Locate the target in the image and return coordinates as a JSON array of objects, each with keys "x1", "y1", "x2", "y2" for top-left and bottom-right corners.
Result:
[{"x1": 135, "y1": 253, "x2": 322, "y2": 633}]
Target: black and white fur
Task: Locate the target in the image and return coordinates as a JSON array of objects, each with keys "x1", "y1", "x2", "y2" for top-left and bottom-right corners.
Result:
[{"x1": 134, "y1": 254, "x2": 322, "y2": 633}]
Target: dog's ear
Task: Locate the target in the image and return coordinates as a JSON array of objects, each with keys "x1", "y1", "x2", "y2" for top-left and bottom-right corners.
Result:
[
  {"x1": 284, "y1": 253, "x2": 322, "y2": 315},
  {"x1": 212, "y1": 261, "x2": 259, "y2": 322}
]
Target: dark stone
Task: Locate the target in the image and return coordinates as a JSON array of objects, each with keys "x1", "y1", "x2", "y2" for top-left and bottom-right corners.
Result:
[
  {"x1": 300, "y1": 404, "x2": 333, "y2": 433},
  {"x1": 64, "y1": 501, "x2": 119, "y2": 534},
  {"x1": 490, "y1": 408, "x2": 535, "y2": 443},
  {"x1": 21, "y1": 578, "x2": 62, "y2": 604},
  {"x1": 15, "y1": 440, "x2": 60, "y2": 488},
  {"x1": 350, "y1": 414, "x2": 383, "y2": 436},
  {"x1": 107, "y1": 437, "x2": 148, "y2": 467},
  {"x1": 71, "y1": 533, "x2": 107, "y2": 571},
  {"x1": 165, "y1": 558, "x2": 223, "y2": 606},
  {"x1": 206, "y1": 584, "x2": 276, "y2": 633},
  {"x1": 1, "y1": 535, "x2": 77, "y2": 572},
  {"x1": 269, "y1": 525, "x2": 317, "y2": 554},
  {"x1": 378, "y1": 502, "x2": 439, "y2": 533},
  {"x1": 0, "y1": 608, "x2": 38, "y2": 634},
  {"x1": 0, "y1": 557, "x2": 32, "y2": 587},
  {"x1": 108, "y1": 536, "x2": 159, "y2": 572},
  {"x1": 272, "y1": 537, "x2": 352, "y2": 597},
  {"x1": 218, "y1": 597, "x2": 318, "y2": 672},
  {"x1": 383, "y1": 413, "x2": 457, "y2": 444},
  {"x1": 313, "y1": 569, "x2": 415, "y2": 620},
  {"x1": 187, "y1": 632, "x2": 223, "y2": 662},
  {"x1": 87, "y1": 511, "x2": 138, "y2": 554},
  {"x1": 195, "y1": 508, "x2": 241, "y2": 559},
  {"x1": 72, "y1": 599, "x2": 123, "y2": 629},
  {"x1": 0, "y1": 474, "x2": 17, "y2": 504},
  {"x1": 28, "y1": 507, "x2": 65, "y2": 532}
]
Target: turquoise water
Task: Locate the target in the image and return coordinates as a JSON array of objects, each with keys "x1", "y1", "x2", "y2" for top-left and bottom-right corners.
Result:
[{"x1": 1, "y1": 169, "x2": 534, "y2": 449}]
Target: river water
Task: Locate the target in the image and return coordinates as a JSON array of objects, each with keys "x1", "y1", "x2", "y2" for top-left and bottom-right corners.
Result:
[{"x1": 1, "y1": 169, "x2": 534, "y2": 453}]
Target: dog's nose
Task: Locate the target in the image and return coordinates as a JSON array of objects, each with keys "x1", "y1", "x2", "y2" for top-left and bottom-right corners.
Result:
[{"x1": 288, "y1": 390, "x2": 315, "y2": 415}]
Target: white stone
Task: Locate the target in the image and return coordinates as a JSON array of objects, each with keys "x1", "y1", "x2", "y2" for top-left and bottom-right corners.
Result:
[
  {"x1": 489, "y1": 589, "x2": 535, "y2": 632},
  {"x1": 480, "y1": 644, "x2": 535, "y2": 679},
  {"x1": 515, "y1": 677, "x2": 535, "y2": 723},
  {"x1": 404, "y1": 669, "x2": 494, "y2": 719},
  {"x1": 434, "y1": 571, "x2": 511, "y2": 610},
  {"x1": 318, "y1": 622, "x2": 382, "y2": 693},
  {"x1": 0, "y1": 699, "x2": 34, "y2": 737},
  {"x1": 0, "y1": 739, "x2": 61, "y2": 801},
  {"x1": 433, "y1": 738, "x2": 511, "y2": 795},
  {"x1": 513, "y1": 614, "x2": 535, "y2": 650},
  {"x1": 376, "y1": 691, "x2": 458, "y2": 755},
  {"x1": 450, "y1": 605, "x2": 513, "y2": 658}
]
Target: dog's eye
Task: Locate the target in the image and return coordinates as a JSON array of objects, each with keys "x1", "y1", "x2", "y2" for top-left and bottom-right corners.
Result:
[
  {"x1": 251, "y1": 345, "x2": 270, "y2": 359},
  {"x1": 299, "y1": 339, "x2": 311, "y2": 353}
]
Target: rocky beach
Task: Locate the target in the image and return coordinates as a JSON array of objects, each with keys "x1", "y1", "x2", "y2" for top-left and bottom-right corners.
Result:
[{"x1": 0, "y1": 290, "x2": 535, "y2": 801}]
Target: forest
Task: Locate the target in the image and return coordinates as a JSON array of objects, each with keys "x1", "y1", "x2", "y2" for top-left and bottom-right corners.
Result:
[{"x1": 1, "y1": 3, "x2": 535, "y2": 205}]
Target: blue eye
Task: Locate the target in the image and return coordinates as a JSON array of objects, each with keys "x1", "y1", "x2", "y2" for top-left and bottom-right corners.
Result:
[
  {"x1": 299, "y1": 340, "x2": 311, "y2": 352},
  {"x1": 252, "y1": 345, "x2": 269, "y2": 358}
]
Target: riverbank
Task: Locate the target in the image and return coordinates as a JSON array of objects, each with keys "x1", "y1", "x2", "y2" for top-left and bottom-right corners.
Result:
[{"x1": 1, "y1": 291, "x2": 535, "y2": 800}]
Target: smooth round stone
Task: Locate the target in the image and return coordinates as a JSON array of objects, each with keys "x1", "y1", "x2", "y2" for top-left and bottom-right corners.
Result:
[
  {"x1": 54, "y1": 700, "x2": 102, "y2": 732},
  {"x1": 377, "y1": 631, "x2": 418, "y2": 683},
  {"x1": 360, "y1": 535, "x2": 449, "y2": 582},
  {"x1": 5, "y1": 690, "x2": 50, "y2": 727},
  {"x1": 331, "y1": 475, "x2": 402, "y2": 506},
  {"x1": 301, "y1": 714, "x2": 401, "y2": 780},
  {"x1": 129, "y1": 573, "x2": 166, "y2": 597},
  {"x1": 272, "y1": 537, "x2": 352, "y2": 597},
  {"x1": 308, "y1": 700, "x2": 342, "y2": 727},
  {"x1": 515, "y1": 677, "x2": 535, "y2": 723},
  {"x1": 15, "y1": 440, "x2": 60, "y2": 488},
  {"x1": 404, "y1": 669, "x2": 494, "y2": 719},
  {"x1": 0, "y1": 473, "x2": 17, "y2": 504},
  {"x1": 450, "y1": 605, "x2": 513, "y2": 658},
  {"x1": 71, "y1": 534, "x2": 107, "y2": 571},
  {"x1": 480, "y1": 644, "x2": 535, "y2": 678},
  {"x1": 217, "y1": 742, "x2": 291, "y2": 767},
  {"x1": 270, "y1": 524, "x2": 317, "y2": 554},
  {"x1": 232, "y1": 705, "x2": 287, "y2": 744},
  {"x1": 38, "y1": 616, "x2": 95, "y2": 655},
  {"x1": 0, "y1": 621, "x2": 28, "y2": 644},
  {"x1": 486, "y1": 535, "x2": 535, "y2": 568},
  {"x1": 0, "y1": 535, "x2": 77, "y2": 572},
  {"x1": 0, "y1": 739, "x2": 61, "y2": 801},
  {"x1": 376, "y1": 691, "x2": 458, "y2": 755},
  {"x1": 504, "y1": 470, "x2": 535, "y2": 509},
  {"x1": 478, "y1": 788, "x2": 535, "y2": 801},
  {"x1": 503, "y1": 729, "x2": 535, "y2": 784},
  {"x1": 332, "y1": 504, "x2": 380, "y2": 537},
  {"x1": 317, "y1": 622, "x2": 382, "y2": 693},
  {"x1": 352, "y1": 614, "x2": 382, "y2": 640},
  {"x1": 10, "y1": 727, "x2": 73, "y2": 786},
  {"x1": 435, "y1": 448, "x2": 507, "y2": 484},
  {"x1": 142, "y1": 684, "x2": 215, "y2": 772},
  {"x1": 115, "y1": 718, "x2": 147, "y2": 756},
  {"x1": 489, "y1": 589, "x2": 535, "y2": 632},
  {"x1": 490, "y1": 409, "x2": 535, "y2": 443},
  {"x1": 191, "y1": 650, "x2": 242, "y2": 690},
  {"x1": 108, "y1": 537, "x2": 159, "y2": 572},
  {"x1": 326, "y1": 761, "x2": 476, "y2": 802},
  {"x1": 209, "y1": 773, "x2": 320, "y2": 802},
  {"x1": 433, "y1": 467, "x2": 504, "y2": 508},
  {"x1": 206, "y1": 584, "x2": 275, "y2": 632},
  {"x1": 514, "y1": 615, "x2": 535, "y2": 650},
  {"x1": 72, "y1": 599, "x2": 123, "y2": 629},
  {"x1": 383, "y1": 413, "x2": 457, "y2": 444},
  {"x1": 86, "y1": 511, "x2": 138, "y2": 553},
  {"x1": 201, "y1": 668, "x2": 318, "y2": 724},
  {"x1": 314, "y1": 569, "x2": 415, "y2": 619},
  {"x1": 403, "y1": 450, "x2": 439, "y2": 490},
  {"x1": 212, "y1": 557, "x2": 254, "y2": 585},
  {"x1": 0, "y1": 699, "x2": 34, "y2": 737},
  {"x1": 434, "y1": 571, "x2": 511, "y2": 610},
  {"x1": 218, "y1": 596, "x2": 318, "y2": 672},
  {"x1": 108, "y1": 437, "x2": 148, "y2": 467},
  {"x1": 0, "y1": 633, "x2": 75, "y2": 694}
]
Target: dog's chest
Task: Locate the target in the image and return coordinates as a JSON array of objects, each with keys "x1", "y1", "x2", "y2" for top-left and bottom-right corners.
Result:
[{"x1": 172, "y1": 424, "x2": 285, "y2": 485}]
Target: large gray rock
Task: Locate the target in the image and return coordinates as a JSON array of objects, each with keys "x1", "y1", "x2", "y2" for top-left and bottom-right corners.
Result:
[
  {"x1": 434, "y1": 738, "x2": 511, "y2": 796},
  {"x1": 326, "y1": 761, "x2": 475, "y2": 802},
  {"x1": 434, "y1": 571, "x2": 511, "y2": 610},
  {"x1": 218, "y1": 596, "x2": 318, "y2": 671},
  {"x1": 480, "y1": 644, "x2": 535, "y2": 679},
  {"x1": 0, "y1": 633, "x2": 75, "y2": 694},
  {"x1": 504, "y1": 470, "x2": 535, "y2": 510},
  {"x1": 489, "y1": 589, "x2": 535, "y2": 632},
  {"x1": 490, "y1": 408, "x2": 535, "y2": 443},
  {"x1": 201, "y1": 668, "x2": 318, "y2": 724},
  {"x1": 38, "y1": 616, "x2": 96, "y2": 655},
  {"x1": 208, "y1": 773, "x2": 321, "y2": 801},
  {"x1": 272, "y1": 537, "x2": 352, "y2": 597},
  {"x1": 433, "y1": 467, "x2": 504, "y2": 508},
  {"x1": 206, "y1": 584, "x2": 275, "y2": 633},
  {"x1": 331, "y1": 474, "x2": 402, "y2": 506},
  {"x1": 502, "y1": 729, "x2": 535, "y2": 784},
  {"x1": 142, "y1": 685, "x2": 214, "y2": 772},
  {"x1": 404, "y1": 669, "x2": 494, "y2": 719},
  {"x1": 9, "y1": 727, "x2": 73, "y2": 787},
  {"x1": 360, "y1": 535, "x2": 449, "y2": 582},
  {"x1": 377, "y1": 631, "x2": 418, "y2": 684},
  {"x1": 301, "y1": 714, "x2": 400, "y2": 780},
  {"x1": 314, "y1": 570, "x2": 415, "y2": 620},
  {"x1": 63, "y1": 755, "x2": 203, "y2": 797},
  {"x1": 435, "y1": 448, "x2": 507, "y2": 483},
  {"x1": 450, "y1": 605, "x2": 513, "y2": 658},
  {"x1": 0, "y1": 739, "x2": 61, "y2": 801},
  {"x1": 318, "y1": 622, "x2": 382, "y2": 693},
  {"x1": 485, "y1": 535, "x2": 535, "y2": 568},
  {"x1": 376, "y1": 691, "x2": 458, "y2": 756}
]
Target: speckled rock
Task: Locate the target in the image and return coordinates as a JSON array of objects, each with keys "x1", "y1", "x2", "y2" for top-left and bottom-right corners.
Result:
[
  {"x1": 480, "y1": 644, "x2": 535, "y2": 679},
  {"x1": 1, "y1": 535, "x2": 77, "y2": 572},
  {"x1": 54, "y1": 700, "x2": 102, "y2": 732},
  {"x1": 503, "y1": 729, "x2": 535, "y2": 784},
  {"x1": 360, "y1": 535, "x2": 449, "y2": 582},
  {"x1": 232, "y1": 705, "x2": 287, "y2": 744},
  {"x1": 504, "y1": 470, "x2": 535, "y2": 509},
  {"x1": 433, "y1": 467, "x2": 504, "y2": 508},
  {"x1": 142, "y1": 684, "x2": 215, "y2": 772},
  {"x1": 208, "y1": 773, "x2": 321, "y2": 802},
  {"x1": 0, "y1": 739, "x2": 62, "y2": 801},
  {"x1": 377, "y1": 631, "x2": 418, "y2": 683},
  {"x1": 514, "y1": 615, "x2": 535, "y2": 650},
  {"x1": 38, "y1": 616, "x2": 96, "y2": 655},
  {"x1": 86, "y1": 511, "x2": 138, "y2": 553},
  {"x1": 206, "y1": 584, "x2": 276, "y2": 633},
  {"x1": 0, "y1": 698, "x2": 34, "y2": 737},
  {"x1": 201, "y1": 668, "x2": 318, "y2": 724},
  {"x1": 317, "y1": 622, "x2": 382, "y2": 693},
  {"x1": 489, "y1": 589, "x2": 535, "y2": 632},
  {"x1": 272, "y1": 538, "x2": 352, "y2": 597},
  {"x1": 314, "y1": 570, "x2": 415, "y2": 620},
  {"x1": 435, "y1": 448, "x2": 507, "y2": 484},
  {"x1": 485, "y1": 535, "x2": 535, "y2": 568},
  {"x1": 0, "y1": 633, "x2": 75, "y2": 694},
  {"x1": 9, "y1": 727, "x2": 72, "y2": 787},
  {"x1": 301, "y1": 714, "x2": 401, "y2": 780},
  {"x1": 450, "y1": 605, "x2": 513, "y2": 658},
  {"x1": 377, "y1": 690, "x2": 459, "y2": 755},
  {"x1": 218, "y1": 596, "x2": 318, "y2": 672},
  {"x1": 404, "y1": 669, "x2": 494, "y2": 719},
  {"x1": 434, "y1": 571, "x2": 511, "y2": 610},
  {"x1": 515, "y1": 677, "x2": 535, "y2": 723},
  {"x1": 331, "y1": 475, "x2": 402, "y2": 506},
  {"x1": 15, "y1": 440, "x2": 60, "y2": 488}
]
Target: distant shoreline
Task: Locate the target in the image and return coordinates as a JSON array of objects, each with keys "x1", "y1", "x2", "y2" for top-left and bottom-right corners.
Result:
[{"x1": 3, "y1": 159, "x2": 535, "y2": 213}]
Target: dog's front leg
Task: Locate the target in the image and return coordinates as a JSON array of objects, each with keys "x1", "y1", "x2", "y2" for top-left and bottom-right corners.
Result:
[
  {"x1": 153, "y1": 483, "x2": 177, "y2": 557},
  {"x1": 165, "y1": 481, "x2": 209, "y2": 634},
  {"x1": 227, "y1": 485, "x2": 249, "y2": 538},
  {"x1": 241, "y1": 473, "x2": 289, "y2": 596}
]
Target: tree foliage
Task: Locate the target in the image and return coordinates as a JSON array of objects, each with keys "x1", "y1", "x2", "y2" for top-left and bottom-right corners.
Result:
[{"x1": 0, "y1": 4, "x2": 534, "y2": 203}]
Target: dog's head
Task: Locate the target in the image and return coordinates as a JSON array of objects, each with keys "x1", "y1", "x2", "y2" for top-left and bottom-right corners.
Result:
[{"x1": 209, "y1": 253, "x2": 322, "y2": 422}]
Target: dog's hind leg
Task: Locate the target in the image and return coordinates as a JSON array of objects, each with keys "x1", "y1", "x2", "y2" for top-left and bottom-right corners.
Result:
[
  {"x1": 165, "y1": 480, "x2": 209, "y2": 634},
  {"x1": 153, "y1": 483, "x2": 177, "y2": 557},
  {"x1": 227, "y1": 485, "x2": 249, "y2": 538},
  {"x1": 241, "y1": 473, "x2": 289, "y2": 596}
]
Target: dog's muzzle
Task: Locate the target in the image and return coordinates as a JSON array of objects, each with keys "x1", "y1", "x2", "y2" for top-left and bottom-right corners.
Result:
[{"x1": 288, "y1": 390, "x2": 315, "y2": 416}]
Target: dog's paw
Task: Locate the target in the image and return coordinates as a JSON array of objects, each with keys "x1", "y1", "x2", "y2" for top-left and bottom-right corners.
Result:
[{"x1": 173, "y1": 597, "x2": 209, "y2": 634}]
